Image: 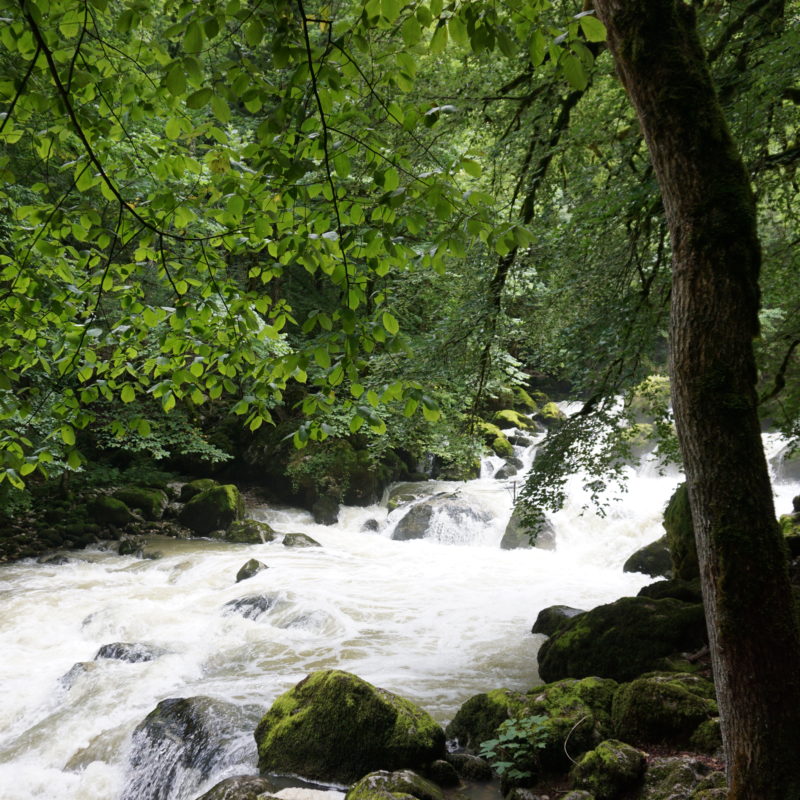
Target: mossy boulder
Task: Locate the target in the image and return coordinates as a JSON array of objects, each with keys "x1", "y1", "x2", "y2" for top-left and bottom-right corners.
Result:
[
  {"x1": 224, "y1": 519, "x2": 276, "y2": 544},
  {"x1": 178, "y1": 484, "x2": 245, "y2": 536},
  {"x1": 690, "y1": 718, "x2": 723, "y2": 754},
  {"x1": 611, "y1": 673, "x2": 717, "y2": 748},
  {"x1": 537, "y1": 597, "x2": 707, "y2": 683},
  {"x1": 637, "y1": 579, "x2": 703, "y2": 604},
  {"x1": 445, "y1": 689, "x2": 527, "y2": 751},
  {"x1": 476, "y1": 421, "x2": 514, "y2": 458},
  {"x1": 254, "y1": 670, "x2": 446, "y2": 783},
  {"x1": 445, "y1": 753, "x2": 492, "y2": 781},
  {"x1": 180, "y1": 478, "x2": 219, "y2": 503},
  {"x1": 194, "y1": 775, "x2": 278, "y2": 800},
  {"x1": 501, "y1": 507, "x2": 556, "y2": 550},
  {"x1": 345, "y1": 770, "x2": 444, "y2": 800},
  {"x1": 236, "y1": 559, "x2": 268, "y2": 583},
  {"x1": 494, "y1": 409, "x2": 534, "y2": 431},
  {"x1": 664, "y1": 484, "x2": 698, "y2": 581},
  {"x1": 492, "y1": 435, "x2": 514, "y2": 459},
  {"x1": 570, "y1": 739, "x2": 646, "y2": 800},
  {"x1": 282, "y1": 532, "x2": 321, "y2": 548},
  {"x1": 388, "y1": 483, "x2": 431, "y2": 512},
  {"x1": 639, "y1": 756, "x2": 726, "y2": 800},
  {"x1": 622, "y1": 535, "x2": 672, "y2": 578},
  {"x1": 536, "y1": 402, "x2": 566, "y2": 428},
  {"x1": 113, "y1": 486, "x2": 169, "y2": 520},
  {"x1": 88, "y1": 495, "x2": 136, "y2": 527},
  {"x1": 531, "y1": 605, "x2": 586, "y2": 637}
]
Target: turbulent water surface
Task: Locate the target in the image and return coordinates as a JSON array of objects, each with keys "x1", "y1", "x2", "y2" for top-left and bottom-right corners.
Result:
[{"x1": 1, "y1": 429, "x2": 797, "y2": 800}]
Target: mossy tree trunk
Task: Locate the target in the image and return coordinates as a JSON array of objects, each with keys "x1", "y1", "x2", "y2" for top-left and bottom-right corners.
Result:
[{"x1": 592, "y1": 1, "x2": 800, "y2": 797}]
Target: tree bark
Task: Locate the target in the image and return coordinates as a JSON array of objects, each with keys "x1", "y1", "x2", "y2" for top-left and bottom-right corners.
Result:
[{"x1": 592, "y1": 1, "x2": 800, "y2": 797}]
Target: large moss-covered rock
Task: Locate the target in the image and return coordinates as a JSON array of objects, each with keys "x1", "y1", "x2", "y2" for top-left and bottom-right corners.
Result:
[
  {"x1": 570, "y1": 739, "x2": 646, "y2": 800},
  {"x1": 536, "y1": 402, "x2": 566, "y2": 428},
  {"x1": 224, "y1": 519, "x2": 276, "y2": 544},
  {"x1": 178, "y1": 485, "x2": 245, "y2": 536},
  {"x1": 494, "y1": 409, "x2": 534, "y2": 431},
  {"x1": 180, "y1": 478, "x2": 219, "y2": 502},
  {"x1": 637, "y1": 579, "x2": 703, "y2": 604},
  {"x1": 531, "y1": 605, "x2": 586, "y2": 637},
  {"x1": 623, "y1": 535, "x2": 672, "y2": 578},
  {"x1": 445, "y1": 753, "x2": 493, "y2": 782},
  {"x1": 445, "y1": 689, "x2": 527, "y2": 751},
  {"x1": 345, "y1": 770, "x2": 444, "y2": 800},
  {"x1": 664, "y1": 484, "x2": 698, "y2": 581},
  {"x1": 611, "y1": 673, "x2": 717, "y2": 747},
  {"x1": 537, "y1": 597, "x2": 707, "y2": 683},
  {"x1": 254, "y1": 670, "x2": 446, "y2": 783},
  {"x1": 113, "y1": 486, "x2": 169, "y2": 520},
  {"x1": 501, "y1": 507, "x2": 556, "y2": 550},
  {"x1": 88, "y1": 495, "x2": 135, "y2": 527}
]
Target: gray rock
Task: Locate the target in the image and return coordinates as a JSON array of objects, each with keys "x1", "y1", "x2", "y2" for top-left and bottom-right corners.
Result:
[
  {"x1": 223, "y1": 594, "x2": 277, "y2": 620},
  {"x1": 531, "y1": 605, "x2": 586, "y2": 636},
  {"x1": 236, "y1": 559, "x2": 267, "y2": 583},
  {"x1": 194, "y1": 775, "x2": 278, "y2": 800},
  {"x1": 501, "y1": 506, "x2": 555, "y2": 550},
  {"x1": 94, "y1": 642, "x2": 167, "y2": 663},
  {"x1": 392, "y1": 495, "x2": 491, "y2": 542},
  {"x1": 622, "y1": 535, "x2": 672, "y2": 578},
  {"x1": 312, "y1": 496, "x2": 339, "y2": 525},
  {"x1": 282, "y1": 532, "x2": 321, "y2": 548}
]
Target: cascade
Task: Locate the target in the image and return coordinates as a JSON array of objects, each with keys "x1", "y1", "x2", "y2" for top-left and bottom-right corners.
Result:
[{"x1": 0, "y1": 428, "x2": 797, "y2": 800}]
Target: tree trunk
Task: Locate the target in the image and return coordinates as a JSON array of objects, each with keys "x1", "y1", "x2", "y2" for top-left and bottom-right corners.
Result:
[{"x1": 592, "y1": 1, "x2": 800, "y2": 797}]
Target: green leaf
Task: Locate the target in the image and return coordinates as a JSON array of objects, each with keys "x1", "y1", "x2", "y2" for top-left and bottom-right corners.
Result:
[
  {"x1": 245, "y1": 19, "x2": 265, "y2": 47},
  {"x1": 187, "y1": 88, "x2": 213, "y2": 109},
  {"x1": 183, "y1": 20, "x2": 204, "y2": 53},
  {"x1": 382, "y1": 311, "x2": 399, "y2": 335},
  {"x1": 165, "y1": 117, "x2": 182, "y2": 140},
  {"x1": 120, "y1": 384, "x2": 136, "y2": 403},
  {"x1": 529, "y1": 30, "x2": 546, "y2": 66},
  {"x1": 381, "y1": 0, "x2": 402, "y2": 22},
  {"x1": 66, "y1": 449, "x2": 82, "y2": 469},
  {"x1": 61, "y1": 426, "x2": 76, "y2": 446},
  {"x1": 580, "y1": 15, "x2": 607, "y2": 42},
  {"x1": 349, "y1": 415, "x2": 365, "y2": 433},
  {"x1": 461, "y1": 158, "x2": 481, "y2": 177},
  {"x1": 562, "y1": 54, "x2": 588, "y2": 90},
  {"x1": 211, "y1": 95, "x2": 231, "y2": 123}
]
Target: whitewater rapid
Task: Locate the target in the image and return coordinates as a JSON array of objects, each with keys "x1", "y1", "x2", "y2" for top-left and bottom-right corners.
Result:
[{"x1": 0, "y1": 430, "x2": 797, "y2": 800}]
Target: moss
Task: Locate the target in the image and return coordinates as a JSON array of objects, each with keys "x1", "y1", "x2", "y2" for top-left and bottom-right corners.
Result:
[
  {"x1": 663, "y1": 484, "x2": 698, "y2": 581},
  {"x1": 537, "y1": 402, "x2": 566, "y2": 426},
  {"x1": 570, "y1": 739, "x2": 645, "y2": 800},
  {"x1": 492, "y1": 436, "x2": 514, "y2": 458},
  {"x1": 225, "y1": 519, "x2": 276, "y2": 544},
  {"x1": 444, "y1": 689, "x2": 527, "y2": 751},
  {"x1": 779, "y1": 513, "x2": 800, "y2": 537},
  {"x1": 537, "y1": 596, "x2": 707, "y2": 683},
  {"x1": 611, "y1": 674, "x2": 716, "y2": 747},
  {"x1": 513, "y1": 387, "x2": 538, "y2": 413},
  {"x1": 345, "y1": 770, "x2": 443, "y2": 800},
  {"x1": 236, "y1": 559, "x2": 268, "y2": 583},
  {"x1": 494, "y1": 409, "x2": 534, "y2": 431},
  {"x1": 282, "y1": 532, "x2": 321, "y2": 548},
  {"x1": 112, "y1": 486, "x2": 168, "y2": 520},
  {"x1": 623, "y1": 535, "x2": 673, "y2": 578},
  {"x1": 179, "y1": 478, "x2": 219, "y2": 502},
  {"x1": 255, "y1": 670, "x2": 445, "y2": 783},
  {"x1": 476, "y1": 420, "x2": 504, "y2": 441},
  {"x1": 689, "y1": 718, "x2": 722, "y2": 753},
  {"x1": 88, "y1": 495, "x2": 135, "y2": 527},
  {"x1": 178, "y1": 484, "x2": 244, "y2": 536}
]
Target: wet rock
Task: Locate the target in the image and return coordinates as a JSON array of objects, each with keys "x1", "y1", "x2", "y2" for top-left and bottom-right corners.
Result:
[
  {"x1": 531, "y1": 605, "x2": 586, "y2": 637},
  {"x1": 122, "y1": 696, "x2": 252, "y2": 800},
  {"x1": 88, "y1": 495, "x2": 135, "y2": 527},
  {"x1": 622, "y1": 535, "x2": 672, "y2": 578},
  {"x1": 500, "y1": 507, "x2": 555, "y2": 550},
  {"x1": 427, "y1": 760, "x2": 459, "y2": 788},
  {"x1": 118, "y1": 536, "x2": 145, "y2": 557},
  {"x1": 112, "y1": 487, "x2": 169, "y2": 521},
  {"x1": 387, "y1": 483, "x2": 435, "y2": 512},
  {"x1": 312, "y1": 496, "x2": 339, "y2": 525},
  {"x1": 637, "y1": 578, "x2": 703, "y2": 604},
  {"x1": 194, "y1": 774, "x2": 278, "y2": 800},
  {"x1": 445, "y1": 689, "x2": 527, "y2": 751},
  {"x1": 223, "y1": 594, "x2": 277, "y2": 620},
  {"x1": 640, "y1": 755, "x2": 726, "y2": 799},
  {"x1": 255, "y1": 670, "x2": 446, "y2": 783},
  {"x1": 37, "y1": 553, "x2": 71, "y2": 565},
  {"x1": 494, "y1": 462, "x2": 519, "y2": 480},
  {"x1": 236, "y1": 559, "x2": 268, "y2": 583},
  {"x1": 95, "y1": 642, "x2": 167, "y2": 663},
  {"x1": 611, "y1": 673, "x2": 717, "y2": 748},
  {"x1": 664, "y1": 484, "x2": 698, "y2": 581},
  {"x1": 537, "y1": 596, "x2": 707, "y2": 683},
  {"x1": 346, "y1": 770, "x2": 444, "y2": 800},
  {"x1": 224, "y1": 519, "x2": 276, "y2": 544},
  {"x1": 570, "y1": 739, "x2": 646, "y2": 800},
  {"x1": 362, "y1": 519, "x2": 381, "y2": 532},
  {"x1": 444, "y1": 753, "x2": 492, "y2": 781},
  {"x1": 60, "y1": 661, "x2": 98, "y2": 688},
  {"x1": 178, "y1": 485, "x2": 245, "y2": 536},
  {"x1": 507, "y1": 433, "x2": 533, "y2": 447},
  {"x1": 392, "y1": 495, "x2": 491, "y2": 542},
  {"x1": 283, "y1": 532, "x2": 321, "y2": 548}
]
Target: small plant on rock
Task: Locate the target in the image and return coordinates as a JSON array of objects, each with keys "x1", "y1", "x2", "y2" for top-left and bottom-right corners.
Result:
[{"x1": 479, "y1": 714, "x2": 549, "y2": 780}]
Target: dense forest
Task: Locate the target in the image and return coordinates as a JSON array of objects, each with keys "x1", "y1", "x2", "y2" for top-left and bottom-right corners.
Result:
[{"x1": 2, "y1": 0, "x2": 800, "y2": 798}]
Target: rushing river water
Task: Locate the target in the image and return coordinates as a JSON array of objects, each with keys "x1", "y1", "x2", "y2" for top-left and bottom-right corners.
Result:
[{"x1": 1, "y1": 428, "x2": 798, "y2": 800}]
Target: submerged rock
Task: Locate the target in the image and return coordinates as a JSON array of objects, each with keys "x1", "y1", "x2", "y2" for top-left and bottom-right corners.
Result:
[
  {"x1": 178, "y1": 485, "x2": 245, "y2": 536},
  {"x1": 223, "y1": 594, "x2": 277, "y2": 620},
  {"x1": 622, "y1": 535, "x2": 672, "y2": 578},
  {"x1": 236, "y1": 559, "x2": 268, "y2": 583},
  {"x1": 122, "y1": 696, "x2": 253, "y2": 800},
  {"x1": 282, "y1": 532, "x2": 321, "y2": 548},
  {"x1": 537, "y1": 596, "x2": 707, "y2": 683},
  {"x1": 94, "y1": 642, "x2": 167, "y2": 663},
  {"x1": 254, "y1": 670, "x2": 446, "y2": 783}
]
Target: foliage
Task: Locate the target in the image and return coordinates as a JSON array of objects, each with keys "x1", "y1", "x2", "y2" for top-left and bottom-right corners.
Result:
[{"x1": 478, "y1": 714, "x2": 549, "y2": 780}]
